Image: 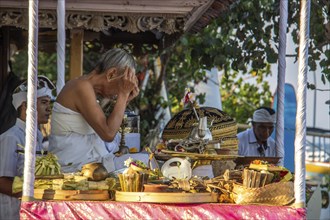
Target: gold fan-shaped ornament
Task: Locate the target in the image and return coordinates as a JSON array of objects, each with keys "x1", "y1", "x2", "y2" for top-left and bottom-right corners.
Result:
[{"x1": 162, "y1": 107, "x2": 238, "y2": 141}]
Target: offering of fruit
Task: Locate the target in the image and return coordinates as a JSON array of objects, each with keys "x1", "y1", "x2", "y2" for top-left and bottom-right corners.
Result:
[
  {"x1": 124, "y1": 157, "x2": 149, "y2": 173},
  {"x1": 16, "y1": 144, "x2": 61, "y2": 176},
  {"x1": 249, "y1": 160, "x2": 283, "y2": 172},
  {"x1": 248, "y1": 160, "x2": 293, "y2": 184},
  {"x1": 118, "y1": 157, "x2": 150, "y2": 192},
  {"x1": 35, "y1": 153, "x2": 61, "y2": 176}
]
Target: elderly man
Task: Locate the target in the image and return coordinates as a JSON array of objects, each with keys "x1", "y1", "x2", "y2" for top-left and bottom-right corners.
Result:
[
  {"x1": 0, "y1": 76, "x2": 55, "y2": 220},
  {"x1": 238, "y1": 107, "x2": 276, "y2": 157}
]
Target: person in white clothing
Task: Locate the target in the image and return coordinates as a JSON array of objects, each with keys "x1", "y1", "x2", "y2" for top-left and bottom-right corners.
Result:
[
  {"x1": 0, "y1": 76, "x2": 54, "y2": 220},
  {"x1": 49, "y1": 48, "x2": 147, "y2": 173},
  {"x1": 237, "y1": 107, "x2": 276, "y2": 157}
]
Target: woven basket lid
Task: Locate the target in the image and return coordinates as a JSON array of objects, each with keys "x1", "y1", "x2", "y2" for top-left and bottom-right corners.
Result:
[{"x1": 162, "y1": 107, "x2": 237, "y2": 141}]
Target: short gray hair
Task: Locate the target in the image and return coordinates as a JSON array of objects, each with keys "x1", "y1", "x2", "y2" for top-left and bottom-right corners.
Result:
[{"x1": 95, "y1": 48, "x2": 136, "y2": 73}]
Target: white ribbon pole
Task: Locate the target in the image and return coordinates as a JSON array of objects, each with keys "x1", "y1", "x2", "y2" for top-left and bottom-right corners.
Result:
[
  {"x1": 154, "y1": 57, "x2": 171, "y2": 123},
  {"x1": 294, "y1": 0, "x2": 311, "y2": 208},
  {"x1": 57, "y1": 0, "x2": 66, "y2": 93},
  {"x1": 275, "y1": 0, "x2": 288, "y2": 166},
  {"x1": 22, "y1": 0, "x2": 39, "y2": 202}
]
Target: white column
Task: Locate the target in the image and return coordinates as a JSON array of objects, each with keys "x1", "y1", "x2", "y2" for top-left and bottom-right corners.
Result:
[
  {"x1": 154, "y1": 57, "x2": 171, "y2": 124},
  {"x1": 22, "y1": 0, "x2": 39, "y2": 201},
  {"x1": 275, "y1": 0, "x2": 288, "y2": 166},
  {"x1": 194, "y1": 67, "x2": 222, "y2": 110},
  {"x1": 57, "y1": 0, "x2": 66, "y2": 93},
  {"x1": 294, "y1": 0, "x2": 311, "y2": 208}
]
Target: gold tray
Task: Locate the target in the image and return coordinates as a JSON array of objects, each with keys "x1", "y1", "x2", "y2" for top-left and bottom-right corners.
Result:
[
  {"x1": 161, "y1": 150, "x2": 239, "y2": 161},
  {"x1": 115, "y1": 191, "x2": 218, "y2": 203}
]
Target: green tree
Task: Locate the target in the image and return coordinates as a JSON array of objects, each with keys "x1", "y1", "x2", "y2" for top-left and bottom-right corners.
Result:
[
  {"x1": 160, "y1": 0, "x2": 329, "y2": 125},
  {"x1": 11, "y1": 50, "x2": 58, "y2": 80}
]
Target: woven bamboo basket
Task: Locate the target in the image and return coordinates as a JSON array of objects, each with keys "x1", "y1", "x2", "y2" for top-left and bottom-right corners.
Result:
[
  {"x1": 219, "y1": 137, "x2": 239, "y2": 149},
  {"x1": 232, "y1": 181, "x2": 294, "y2": 206}
]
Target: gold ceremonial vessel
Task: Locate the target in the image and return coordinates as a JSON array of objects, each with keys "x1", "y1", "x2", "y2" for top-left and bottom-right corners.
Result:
[{"x1": 81, "y1": 162, "x2": 109, "y2": 181}]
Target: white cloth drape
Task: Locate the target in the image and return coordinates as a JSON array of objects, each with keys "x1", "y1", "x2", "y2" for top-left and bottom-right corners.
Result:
[
  {"x1": 22, "y1": 0, "x2": 39, "y2": 201},
  {"x1": 294, "y1": 0, "x2": 311, "y2": 208}
]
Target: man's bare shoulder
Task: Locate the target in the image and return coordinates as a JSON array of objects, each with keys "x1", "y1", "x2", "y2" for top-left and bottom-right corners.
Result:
[
  {"x1": 66, "y1": 78, "x2": 92, "y2": 91},
  {"x1": 56, "y1": 78, "x2": 94, "y2": 109},
  {"x1": 58, "y1": 78, "x2": 93, "y2": 99}
]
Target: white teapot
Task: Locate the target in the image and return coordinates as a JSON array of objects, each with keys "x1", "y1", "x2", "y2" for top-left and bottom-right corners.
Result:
[{"x1": 161, "y1": 157, "x2": 192, "y2": 179}]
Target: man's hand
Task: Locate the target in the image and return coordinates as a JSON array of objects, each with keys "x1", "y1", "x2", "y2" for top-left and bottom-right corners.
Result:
[
  {"x1": 117, "y1": 67, "x2": 137, "y2": 98},
  {"x1": 127, "y1": 85, "x2": 140, "y2": 104},
  {"x1": 0, "y1": 176, "x2": 22, "y2": 198}
]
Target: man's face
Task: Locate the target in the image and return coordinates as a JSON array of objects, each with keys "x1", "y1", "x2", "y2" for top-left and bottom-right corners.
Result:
[
  {"x1": 37, "y1": 96, "x2": 51, "y2": 124},
  {"x1": 252, "y1": 122, "x2": 275, "y2": 142}
]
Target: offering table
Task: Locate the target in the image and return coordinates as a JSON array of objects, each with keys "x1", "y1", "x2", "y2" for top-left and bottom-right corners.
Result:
[{"x1": 20, "y1": 201, "x2": 306, "y2": 219}]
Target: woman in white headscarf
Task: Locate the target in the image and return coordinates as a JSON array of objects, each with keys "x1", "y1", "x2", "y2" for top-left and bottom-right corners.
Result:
[{"x1": 237, "y1": 107, "x2": 277, "y2": 157}]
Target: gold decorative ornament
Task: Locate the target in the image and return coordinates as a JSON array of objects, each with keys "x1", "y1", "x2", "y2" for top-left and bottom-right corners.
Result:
[{"x1": 162, "y1": 107, "x2": 237, "y2": 141}]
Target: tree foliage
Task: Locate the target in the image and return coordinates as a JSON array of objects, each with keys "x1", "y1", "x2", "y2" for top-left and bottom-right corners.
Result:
[
  {"x1": 160, "y1": 0, "x2": 329, "y2": 125},
  {"x1": 11, "y1": 50, "x2": 58, "y2": 80}
]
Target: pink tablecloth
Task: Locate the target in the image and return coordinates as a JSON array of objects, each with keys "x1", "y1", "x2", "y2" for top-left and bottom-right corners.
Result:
[{"x1": 20, "y1": 201, "x2": 306, "y2": 220}]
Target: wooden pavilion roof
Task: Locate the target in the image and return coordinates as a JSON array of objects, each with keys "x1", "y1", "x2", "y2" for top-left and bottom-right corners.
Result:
[{"x1": 0, "y1": 0, "x2": 235, "y2": 54}]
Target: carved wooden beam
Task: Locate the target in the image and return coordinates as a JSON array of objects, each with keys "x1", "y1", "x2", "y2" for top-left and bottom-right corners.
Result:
[
  {"x1": 0, "y1": 9, "x2": 185, "y2": 34},
  {"x1": 0, "y1": 0, "x2": 209, "y2": 14}
]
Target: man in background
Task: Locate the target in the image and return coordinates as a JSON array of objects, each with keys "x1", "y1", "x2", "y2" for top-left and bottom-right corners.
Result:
[
  {"x1": 0, "y1": 76, "x2": 55, "y2": 220},
  {"x1": 238, "y1": 107, "x2": 276, "y2": 157}
]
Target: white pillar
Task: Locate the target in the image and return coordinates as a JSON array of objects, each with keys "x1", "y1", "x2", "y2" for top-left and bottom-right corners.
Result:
[
  {"x1": 154, "y1": 57, "x2": 171, "y2": 124},
  {"x1": 275, "y1": 0, "x2": 288, "y2": 166},
  {"x1": 194, "y1": 67, "x2": 222, "y2": 110},
  {"x1": 294, "y1": 0, "x2": 311, "y2": 208},
  {"x1": 22, "y1": 0, "x2": 39, "y2": 202},
  {"x1": 56, "y1": 0, "x2": 66, "y2": 94}
]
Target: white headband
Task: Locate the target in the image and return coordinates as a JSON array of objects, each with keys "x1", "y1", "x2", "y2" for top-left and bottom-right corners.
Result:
[
  {"x1": 252, "y1": 108, "x2": 276, "y2": 123},
  {"x1": 12, "y1": 84, "x2": 54, "y2": 110}
]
